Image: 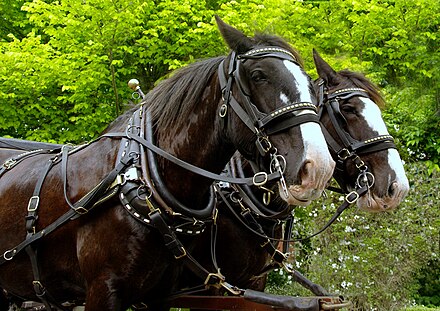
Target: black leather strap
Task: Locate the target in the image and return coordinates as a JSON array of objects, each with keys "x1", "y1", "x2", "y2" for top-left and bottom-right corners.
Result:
[
  {"x1": 102, "y1": 132, "x2": 282, "y2": 186},
  {"x1": 0, "y1": 153, "x2": 135, "y2": 266}
]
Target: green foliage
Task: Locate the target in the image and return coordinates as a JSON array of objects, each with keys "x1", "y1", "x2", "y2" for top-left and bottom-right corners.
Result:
[
  {"x1": 415, "y1": 259, "x2": 440, "y2": 307},
  {"x1": 0, "y1": 0, "x2": 217, "y2": 143},
  {"x1": 404, "y1": 308, "x2": 440, "y2": 311},
  {"x1": 0, "y1": 0, "x2": 32, "y2": 41}
]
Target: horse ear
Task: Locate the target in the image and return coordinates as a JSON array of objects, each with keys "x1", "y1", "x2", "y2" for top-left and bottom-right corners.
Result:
[
  {"x1": 215, "y1": 15, "x2": 253, "y2": 54},
  {"x1": 313, "y1": 49, "x2": 339, "y2": 85}
]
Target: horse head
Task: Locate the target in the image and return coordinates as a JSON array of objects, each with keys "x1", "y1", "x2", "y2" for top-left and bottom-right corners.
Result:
[
  {"x1": 313, "y1": 49, "x2": 409, "y2": 212},
  {"x1": 216, "y1": 17, "x2": 335, "y2": 207}
]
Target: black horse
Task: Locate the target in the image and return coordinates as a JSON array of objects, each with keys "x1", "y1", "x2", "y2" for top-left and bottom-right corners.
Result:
[{"x1": 0, "y1": 17, "x2": 335, "y2": 311}]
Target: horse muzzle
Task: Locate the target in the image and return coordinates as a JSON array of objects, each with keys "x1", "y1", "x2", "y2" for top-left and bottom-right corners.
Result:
[{"x1": 357, "y1": 180, "x2": 409, "y2": 212}]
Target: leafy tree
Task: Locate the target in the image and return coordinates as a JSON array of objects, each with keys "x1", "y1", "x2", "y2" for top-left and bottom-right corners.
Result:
[
  {"x1": 0, "y1": 0, "x2": 32, "y2": 41},
  {"x1": 0, "y1": 0, "x2": 217, "y2": 143}
]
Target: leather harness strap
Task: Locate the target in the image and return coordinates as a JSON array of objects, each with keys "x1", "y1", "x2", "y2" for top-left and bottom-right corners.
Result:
[
  {"x1": 0, "y1": 151, "x2": 135, "y2": 266},
  {"x1": 103, "y1": 131, "x2": 283, "y2": 187},
  {"x1": 25, "y1": 158, "x2": 60, "y2": 311}
]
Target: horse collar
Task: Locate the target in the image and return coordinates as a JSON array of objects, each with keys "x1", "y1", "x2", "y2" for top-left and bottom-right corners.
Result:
[{"x1": 114, "y1": 108, "x2": 215, "y2": 233}]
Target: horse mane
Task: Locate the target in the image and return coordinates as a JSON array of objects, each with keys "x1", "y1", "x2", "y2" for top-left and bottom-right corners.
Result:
[
  {"x1": 338, "y1": 70, "x2": 385, "y2": 108},
  {"x1": 144, "y1": 56, "x2": 224, "y2": 131}
]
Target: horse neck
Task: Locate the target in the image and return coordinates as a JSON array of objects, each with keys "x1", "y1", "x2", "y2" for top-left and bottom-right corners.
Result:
[{"x1": 154, "y1": 97, "x2": 234, "y2": 208}]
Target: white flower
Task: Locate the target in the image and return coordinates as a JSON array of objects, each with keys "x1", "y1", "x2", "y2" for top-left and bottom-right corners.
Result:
[{"x1": 345, "y1": 226, "x2": 356, "y2": 233}]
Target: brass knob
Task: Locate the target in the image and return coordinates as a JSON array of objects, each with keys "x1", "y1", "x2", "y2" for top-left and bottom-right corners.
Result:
[{"x1": 128, "y1": 79, "x2": 140, "y2": 90}]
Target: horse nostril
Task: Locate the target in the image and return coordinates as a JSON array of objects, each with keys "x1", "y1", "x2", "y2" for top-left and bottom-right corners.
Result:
[
  {"x1": 299, "y1": 160, "x2": 313, "y2": 182},
  {"x1": 388, "y1": 181, "x2": 398, "y2": 196}
]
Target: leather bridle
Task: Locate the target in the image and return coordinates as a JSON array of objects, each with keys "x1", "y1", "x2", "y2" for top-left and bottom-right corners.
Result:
[
  {"x1": 218, "y1": 47, "x2": 319, "y2": 197},
  {"x1": 317, "y1": 79, "x2": 397, "y2": 195}
]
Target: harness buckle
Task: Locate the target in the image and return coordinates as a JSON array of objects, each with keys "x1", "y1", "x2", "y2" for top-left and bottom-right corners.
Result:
[
  {"x1": 338, "y1": 148, "x2": 352, "y2": 160},
  {"x1": 174, "y1": 246, "x2": 187, "y2": 260},
  {"x1": 354, "y1": 156, "x2": 366, "y2": 170},
  {"x1": 272, "y1": 249, "x2": 288, "y2": 263},
  {"x1": 27, "y1": 196, "x2": 40, "y2": 212},
  {"x1": 256, "y1": 136, "x2": 272, "y2": 156},
  {"x1": 219, "y1": 104, "x2": 228, "y2": 117},
  {"x1": 262, "y1": 187, "x2": 274, "y2": 205},
  {"x1": 32, "y1": 281, "x2": 46, "y2": 297},
  {"x1": 204, "y1": 272, "x2": 225, "y2": 288},
  {"x1": 253, "y1": 172, "x2": 268, "y2": 187},
  {"x1": 221, "y1": 281, "x2": 243, "y2": 295},
  {"x1": 345, "y1": 191, "x2": 359, "y2": 204},
  {"x1": 73, "y1": 206, "x2": 89, "y2": 215},
  {"x1": 282, "y1": 261, "x2": 295, "y2": 273}
]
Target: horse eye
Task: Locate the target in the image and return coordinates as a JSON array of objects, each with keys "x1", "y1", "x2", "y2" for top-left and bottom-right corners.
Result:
[
  {"x1": 341, "y1": 104, "x2": 357, "y2": 114},
  {"x1": 251, "y1": 70, "x2": 266, "y2": 82}
]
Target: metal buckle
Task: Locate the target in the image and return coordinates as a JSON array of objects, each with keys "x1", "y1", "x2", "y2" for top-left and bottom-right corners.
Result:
[
  {"x1": 73, "y1": 206, "x2": 89, "y2": 215},
  {"x1": 32, "y1": 280, "x2": 44, "y2": 291},
  {"x1": 282, "y1": 261, "x2": 295, "y2": 273},
  {"x1": 204, "y1": 272, "x2": 225, "y2": 288},
  {"x1": 345, "y1": 191, "x2": 359, "y2": 204},
  {"x1": 174, "y1": 246, "x2": 187, "y2": 259},
  {"x1": 256, "y1": 136, "x2": 272, "y2": 156},
  {"x1": 253, "y1": 172, "x2": 268, "y2": 186},
  {"x1": 220, "y1": 281, "x2": 243, "y2": 295},
  {"x1": 27, "y1": 196, "x2": 40, "y2": 212},
  {"x1": 260, "y1": 239, "x2": 271, "y2": 248},
  {"x1": 354, "y1": 156, "x2": 366, "y2": 170},
  {"x1": 272, "y1": 249, "x2": 288, "y2": 262},
  {"x1": 263, "y1": 190, "x2": 272, "y2": 205},
  {"x1": 338, "y1": 148, "x2": 352, "y2": 160},
  {"x1": 219, "y1": 104, "x2": 228, "y2": 117}
]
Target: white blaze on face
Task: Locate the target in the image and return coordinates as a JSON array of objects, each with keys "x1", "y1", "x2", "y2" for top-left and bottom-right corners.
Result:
[
  {"x1": 360, "y1": 98, "x2": 409, "y2": 188},
  {"x1": 282, "y1": 61, "x2": 331, "y2": 165}
]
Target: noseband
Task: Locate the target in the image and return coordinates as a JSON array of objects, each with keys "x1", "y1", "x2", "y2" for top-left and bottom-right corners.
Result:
[
  {"x1": 218, "y1": 47, "x2": 319, "y2": 196},
  {"x1": 317, "y1": 79, "x2": 396, "y2": 195}
]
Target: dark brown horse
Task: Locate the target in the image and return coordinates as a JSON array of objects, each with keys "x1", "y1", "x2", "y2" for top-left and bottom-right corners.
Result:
[
  {"x1": 173, "y1": 49, "x2": 410, "y2": 301},
  {"x1": 0, "y1": 18, "x2": 335, "y2": 310}
]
